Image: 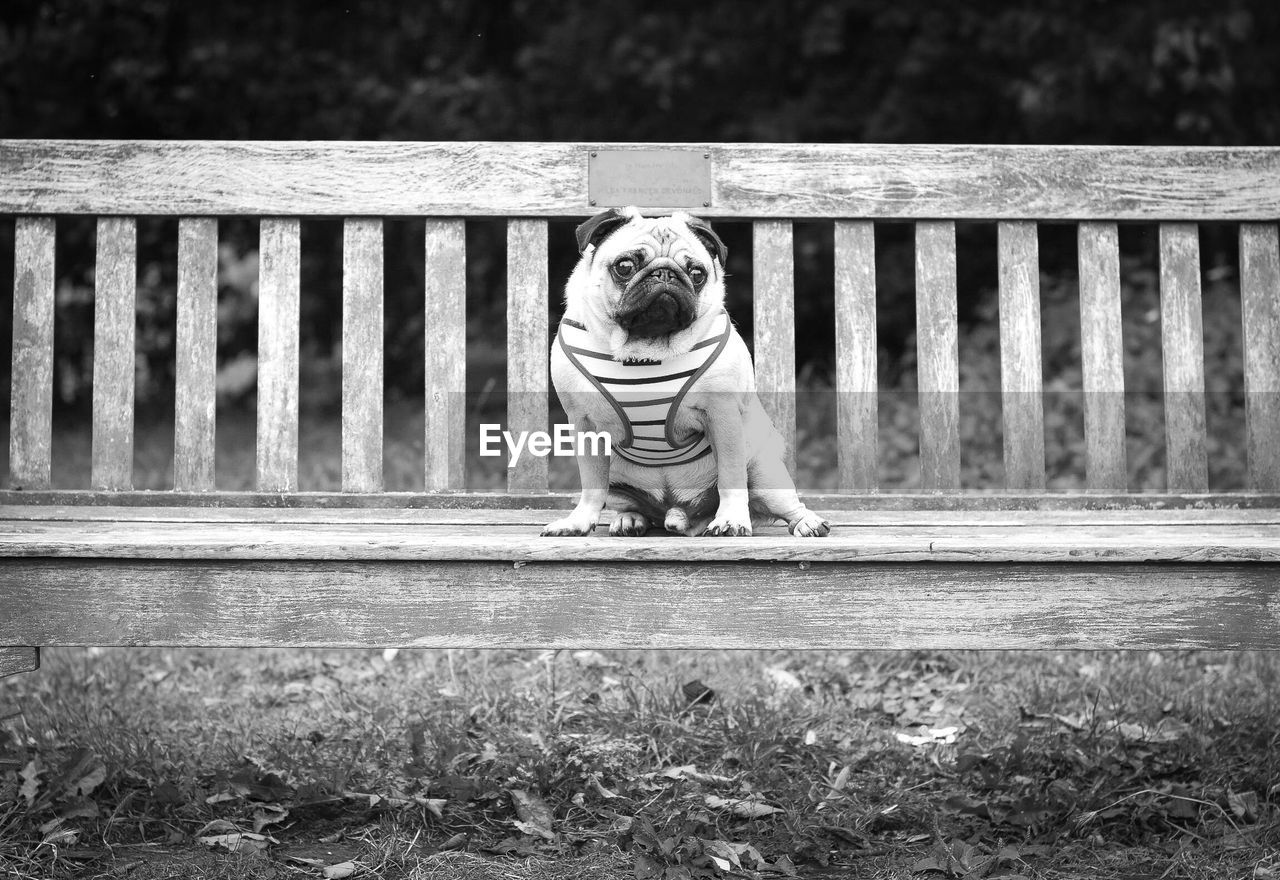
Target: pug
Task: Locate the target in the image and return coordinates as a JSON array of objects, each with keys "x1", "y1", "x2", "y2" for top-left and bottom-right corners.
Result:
[{"x1": 541, "y1": 206, "x2": 829, "y2": 538}]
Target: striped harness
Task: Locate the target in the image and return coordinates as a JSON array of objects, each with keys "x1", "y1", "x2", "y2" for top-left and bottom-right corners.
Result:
[{"x1": 557, "y1": 311, "x2": 732, "y2": 466}]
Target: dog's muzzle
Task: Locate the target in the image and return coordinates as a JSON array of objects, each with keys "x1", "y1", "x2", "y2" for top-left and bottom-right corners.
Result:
[{"x1": 616, "y1": 264, "x2": 697, "y2": 339}]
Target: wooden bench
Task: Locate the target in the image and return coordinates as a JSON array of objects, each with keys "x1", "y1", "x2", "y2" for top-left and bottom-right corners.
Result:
[{"x1": 2, "y1": 141, "x2": 1279, "y2": 680}]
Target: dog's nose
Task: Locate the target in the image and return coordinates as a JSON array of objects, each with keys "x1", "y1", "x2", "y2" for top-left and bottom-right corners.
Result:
[{"x1": 649, "y1": 267, "x2": 679, "y2": 285}]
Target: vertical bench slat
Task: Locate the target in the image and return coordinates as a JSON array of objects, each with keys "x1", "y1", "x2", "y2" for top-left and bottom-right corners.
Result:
[
  {"x1": 506, "y1": 219, "x2": 549, "y2": 494},
  {"x1": 174, "y1": 217, "x2": 219, "y2": 491},
  {"x1": 256, "y1": 218, "x2": 301, "y2": 492},
  {"x1": 997, "y1": 221, "x2": 1046, "y2": 491},
  {"x1": 341, "y1": 219, "x2": 384, "y2": 493},
  {"x1": 9, "y1": 217, "x2": 56, "y2": 490},
  {"x1": 1240, "y1": 223, "x2": 1280, "y2": 492},
  {"x1": 915, "y1": 221, "x2": 961, "y2": 493},
  {"x1": 834, "y1": 220, "x2": 877, "y2": 493},
  {"x1": 1078, "y1": 222, "x2": 1127, "y2": 493},
  {"x1": 91, "y1": 217, "x2": 136, "y2": 491},
  {"x1": 753, "y1": 220, "x2": 796, "y2": 471},
  {"x1": 1159, "y1": 223, "x2": 1208, "y2": 494},
  {"x1": 424, "y1": 219, "x2": 467, "y2": 491}
]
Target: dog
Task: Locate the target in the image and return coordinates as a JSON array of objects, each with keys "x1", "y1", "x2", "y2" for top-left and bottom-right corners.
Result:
[{"x1": 541, "y1": 206, "x2": 830, "y2": 539}]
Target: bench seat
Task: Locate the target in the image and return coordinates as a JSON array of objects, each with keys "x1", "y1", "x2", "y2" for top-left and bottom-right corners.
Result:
[
  {"x1": 4, "y1": 140, "x2": 1280, "y2": 661},
  {"x1": 2, "y1": 497, "x2": 1278, "y2": 651}
]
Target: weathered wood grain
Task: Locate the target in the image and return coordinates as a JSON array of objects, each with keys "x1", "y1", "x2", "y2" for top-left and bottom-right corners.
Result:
[
  {"x1": 506, "y1": 220, "x2": 549, "y2": 493},
  {"x1": 342, "y1": 219, "x2": 384, "y2": 493},
  {"x1": 9, "y1": 217, "x2": 56, "y2": 490},
  {"x1": 998, "y1": 222, "x2": 1045, "y2": 491},
  {"x1": 1159, "y1": 223, "x2": 1208, "y2": 494},
  {"x1": 1078, "y1": 222, "x2": 1128, "y2": 493},
  {"x1": 256, "y1": 219, "x2": 301, "y2": 492},
  {"x1": 174, "y1": 217, "x2": 219, "y2": 491},
  {"x1": 834, "y1": 221, "x2": 878, "y2": 493},
  {"x1": 2, "y1": 489, "x2": 1276, "y2": 512},
  {"x1": 2, "y1": 516, "x2": 1277, "y2": 564},
  {"x1": 91, "y1": 217, "x2": 136, "y2": 491},
  {"x1": 1240, "y1": 223, "x2": 1280, "y2": 493},
  {"x1": 0, "y1": 647, "x2": 39, "y2": 678},
  {"x1": 915, "y1": 222, "x2": 960, "y2": 493},
  {"x1": 5, "y1": 141, "x2": 1280, "y2": 219},
  {"x1": 6, "y1": 503, "x2": 1279, "y2": 527},
  {"x1": 2, "y1": 558, "x2": 1278, "y2": 649},
  {"x1": 753, "y1": 220, "x2": 796, "y2": 469},
  {"x1": 423, "y1": 219, "x2": 467, "y2": 491}
]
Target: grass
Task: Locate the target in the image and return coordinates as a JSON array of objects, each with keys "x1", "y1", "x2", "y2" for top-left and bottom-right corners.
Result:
[{"x1": 2, "y1": 649, "x2": 1278, "y2": 879}]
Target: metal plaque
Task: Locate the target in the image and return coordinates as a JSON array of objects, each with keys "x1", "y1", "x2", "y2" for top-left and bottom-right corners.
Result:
[{"x1": 588, "y1": 149, "x2": 712, "y2": 209}]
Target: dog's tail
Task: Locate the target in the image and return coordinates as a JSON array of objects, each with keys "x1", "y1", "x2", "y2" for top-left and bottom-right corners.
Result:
[{"x1": 663, "y1": 507, "x2": 691, "y2": 534}]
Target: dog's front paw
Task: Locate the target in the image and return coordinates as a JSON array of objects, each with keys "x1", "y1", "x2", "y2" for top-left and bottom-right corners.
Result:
[
  {"x1": 702, "y1": 515, "x2": 752, "y2": 537},
  {"x1": 541, "y1": 515, "x2": 597, "y2": 537},
  {"x1": 609, "y1": 511, "x2": 650, "y2": 537},
  {"x1": 789, "y1": 510, "x2": 830, "y2": 538}
]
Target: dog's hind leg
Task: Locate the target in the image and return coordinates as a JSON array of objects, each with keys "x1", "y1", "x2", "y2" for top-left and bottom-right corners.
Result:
[{"x1": 606, "y1": 486, "x2": 657, "y2": 537}]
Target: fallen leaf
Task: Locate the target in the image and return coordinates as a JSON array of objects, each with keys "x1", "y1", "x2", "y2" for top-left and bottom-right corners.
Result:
[
  {"x1": 1117, "y1": 719, "x2": 1191, "y2": 743},
  {"x1": 252, "y1": 806, "x2": 290, "y2": 834},
  {"x1": 509, "y1": 789, "x2": 554, "y2": 840},
  {"x1": 323, "y1": 861, "x2": 357, "y2": 879},
  {"x1": 704, "y1": 794, "x2": 779, "y2": 818},
  {"x1": 659, "y1": 765, "x2": 734, "y2": 786},
  {"x1": 40, "y1": 828, "x2": 79, "y2": 848},
  {"x1": 765, "y1": 666, "x2": 803, "y2": 693},
  {"x1": 19, "y1": 758, "x2": 41, "y2": 808},
  {"x1": 198, "y1": 832, "x2": 272, "y2": 856},
  {"x1": 587, "y1": 774, "x2": 619, "y2": 799},
  {"x1": 682, "y1": 679, "x2": 715, "y2": 706},
  {"x1": 1228, "y1": 789, "x2": 1259, "y2": 823},
  {"x1": 896, "y1": 726, "x2": 959, "y2": 747},
  {"x1": 572, "y1": 650, "x2": 619, "y2": 669}
]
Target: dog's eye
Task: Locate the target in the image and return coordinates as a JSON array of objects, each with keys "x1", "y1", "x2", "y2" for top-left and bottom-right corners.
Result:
[
  {"x1": 613, "y1": 258, "x2": 637, "y2": 278},
  {"x1": 688, "y1": 265, "x2": 707, "y2": 286}
]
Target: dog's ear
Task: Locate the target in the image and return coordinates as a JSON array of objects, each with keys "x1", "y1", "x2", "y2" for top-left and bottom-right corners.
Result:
[
  {"x1": 575, "y1": 207, "x2": 633, "y2": 254},
  {"x1": 684, "y1": 215, "x2": 728, "y2": 266}
]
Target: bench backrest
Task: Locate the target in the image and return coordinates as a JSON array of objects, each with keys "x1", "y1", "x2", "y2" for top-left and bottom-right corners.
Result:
[{"x1": 3, "y1": 141, "x2": 1279, "y2": 499}]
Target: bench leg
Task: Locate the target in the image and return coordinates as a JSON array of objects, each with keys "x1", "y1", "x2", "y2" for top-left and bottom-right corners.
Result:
[{"x1": 0, "y1": 647, "x2": 40, "y2": 678}]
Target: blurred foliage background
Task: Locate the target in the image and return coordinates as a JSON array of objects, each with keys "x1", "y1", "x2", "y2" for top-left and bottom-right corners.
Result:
[{"x1": 0, "y1": 0, "x2": 1276, "y2": 489}]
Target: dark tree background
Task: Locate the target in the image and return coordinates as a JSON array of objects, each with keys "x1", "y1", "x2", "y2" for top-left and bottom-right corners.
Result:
[{"x1": 0, "y1": 0, "x2": 1277, "y2": 411}]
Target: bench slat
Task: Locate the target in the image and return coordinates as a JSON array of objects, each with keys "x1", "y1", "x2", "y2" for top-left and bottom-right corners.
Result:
[
  {"x1": 0, "y1": 489, "x2": 1274, "y2": 511},
  {"x1": 9, "y1": 217, "x2": 56, "y2": 490},
  {"x1": 506, "y1": 219, "x2": 549, "y2": 493},
  {"x1": 753, "y1": 220, "x2": 796, "y2": 470},
  {"x1": 424, "y1": 219, "x2": 468, "y2": 491},
  {"x1": 3, "y1": 558, "x2": 1278, "y2": 650},
  {"x1": 915, "y1": 221, "x2": 960, "y2": 492},
  {"x1": 6, "y1": 141, "x2": 1280, "y2": 220},
  {"x1": 3, "y1": 517, "x2": 1276, "y2": 563},
  {"x1": 834, "y1": 221, "x2": 878, "y2": 493},
  {"x1": 256, "y1": 219, "x2": 300, "y2": 492},
  {"x1": 174, "y1": 218, "x2": 219, "y2": 491},
  {"x1": 0, "y1": 646, "x2": 39, "y2": 677},
  {"x1": 91, "y1": 217, "x2": 136, "y2": 490},
  {"x1": 1159, "y1": 223, "x2": 1208, "y2": 493},
  {"x1": 1241, "y1": 223, "x2": 1280, "y2": 492},
  {"x1": 1078, "y1": 222, "x2": 1128, "y2": 492},
  {"x1": 998, "y1": 221, "x2": 1046, "y2": 491},
  {"x1": 8, "y1": 503, "x2": 1280, "y2": 527},
  {"x1": 342, "y1": 219, "x2": 384, "y2": 492}
]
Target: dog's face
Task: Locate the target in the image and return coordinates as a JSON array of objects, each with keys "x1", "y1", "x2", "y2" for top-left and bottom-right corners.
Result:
[{"x1": 570, "y1": 207, "x2": 728, "y2": 345}]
